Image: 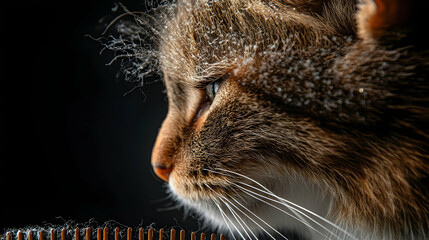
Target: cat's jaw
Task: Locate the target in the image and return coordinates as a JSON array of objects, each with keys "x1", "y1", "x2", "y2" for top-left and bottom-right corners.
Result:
[{"x1": 168, "y1": 171, "x2": 338, "y2": 240}]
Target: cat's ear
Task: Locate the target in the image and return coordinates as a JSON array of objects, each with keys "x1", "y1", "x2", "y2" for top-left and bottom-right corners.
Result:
[{"x1": 356, "y1": 0, "x2": 417, "y2": 41}]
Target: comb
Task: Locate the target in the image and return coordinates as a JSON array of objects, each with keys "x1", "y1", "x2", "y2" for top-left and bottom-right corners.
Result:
[{"x1": 3, "y1": 228, "x2": 226, "y2": 240}]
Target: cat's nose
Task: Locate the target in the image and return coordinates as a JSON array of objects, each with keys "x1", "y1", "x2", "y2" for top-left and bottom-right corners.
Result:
[{"x1": 152, "y1": 164, "x2": 173, "y2": 182}]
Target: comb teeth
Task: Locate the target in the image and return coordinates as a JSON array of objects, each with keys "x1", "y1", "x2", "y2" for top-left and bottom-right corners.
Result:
[{"x1": 4, "y1": 228, "x2": 225, "y2": 240}]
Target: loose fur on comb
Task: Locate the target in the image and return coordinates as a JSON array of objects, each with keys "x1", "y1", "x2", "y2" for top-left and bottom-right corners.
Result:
[{"x1": 2, "y1": 220, "x2": 207, "y2": 240}]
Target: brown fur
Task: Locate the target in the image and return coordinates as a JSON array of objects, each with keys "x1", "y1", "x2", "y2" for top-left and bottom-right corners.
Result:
[{"x1": 149, "y1": 0, "x2": 429, "y2": 239}]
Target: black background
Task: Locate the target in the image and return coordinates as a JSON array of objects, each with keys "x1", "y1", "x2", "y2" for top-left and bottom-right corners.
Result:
[{"x1": 1, "y1": 0, "x2": 200, "y2": 232}]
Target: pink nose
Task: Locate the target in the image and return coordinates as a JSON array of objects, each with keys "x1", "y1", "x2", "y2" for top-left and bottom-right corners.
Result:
[{"x1": 153, "y1": 164, "x2": 173, "y2": 182}]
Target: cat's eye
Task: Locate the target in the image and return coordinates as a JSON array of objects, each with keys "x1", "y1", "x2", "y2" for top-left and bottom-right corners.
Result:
[{"x1": 205, "y1": 81, "x2": 220, "y2": 101}]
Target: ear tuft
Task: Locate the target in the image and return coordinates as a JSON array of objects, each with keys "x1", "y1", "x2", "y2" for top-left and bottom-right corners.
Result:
[{"x1": 357, "y1": 0, "x2": 415, "y2": 40}]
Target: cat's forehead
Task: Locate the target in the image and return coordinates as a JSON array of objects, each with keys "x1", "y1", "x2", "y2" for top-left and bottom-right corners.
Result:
[{"x1": 159, "y1": 0, "x2": 329, "y2": 85}]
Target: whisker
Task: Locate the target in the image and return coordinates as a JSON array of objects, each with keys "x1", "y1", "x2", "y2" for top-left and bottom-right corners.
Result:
[
  {"x1": 214, "y1": 168, "x2": 357, "y2": 240},
  {"x1": 235, "y1": 181, "x2": 341, "y2": 240},
  {"x1": 229, "y1": 196, "x2": 287, "y2": 240},
  {"x1": 204, "y1": 183, "x2": 245, "y2": 239},
  {"x1": 221, "y1": 197, "x2": 254, "y2": 240},
  {"x1": 205, "y1": 168, "x2": 326, "y2": 234},
  {"x1": 203, "y1": 169, "x2": 288, "y2": 239},
  {"x1": 252, "y1": 182, "x2": 315, "y2": 238},
  {"x1": 202, "y1": 183, "x2": 272, "y2": 240},
  {"x1": 235, "y1": 183, "x2": 329, "y2": 239},
  {"x1": 204, "y1": 183, "x2": 252, "y2": 240},
  {"x1": 223, "y1": 201, "x2": 260, "y2": 240},
  {"x1": 219, "y1": 197, "x2": 260, "y2": 240},
  {"x1": 201, "y1": 186, "x2": 272, "y2": 240},
  {"x1": 214, "y1": 201, "x2": 238, "y2": 240}
]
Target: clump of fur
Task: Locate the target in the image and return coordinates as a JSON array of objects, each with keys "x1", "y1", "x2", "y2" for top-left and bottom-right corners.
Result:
[
  {"x1": 98, "y1": 3, "x2": 173, "y2": 86},
  {"x1": 3, "y1": 220, "x2": 170, "y2": 240}
]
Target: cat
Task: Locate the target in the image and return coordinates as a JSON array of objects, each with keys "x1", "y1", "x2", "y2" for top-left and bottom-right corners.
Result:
[{"x1": 109, "y1": 0, "x2": 429, "y2": 239}]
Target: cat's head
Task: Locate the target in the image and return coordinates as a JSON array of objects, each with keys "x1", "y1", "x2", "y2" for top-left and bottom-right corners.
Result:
[{"x1": 150, "y1": 0, "x2": 428, "y2": 239}]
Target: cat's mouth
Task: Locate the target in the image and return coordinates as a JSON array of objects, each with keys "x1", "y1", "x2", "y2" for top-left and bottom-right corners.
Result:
[
  {"x1": 167, "y1": 172, "x2": 269, "y2": 232},
  {"x1": 168, "y1": 167, "x2": 281, "y2": 205},
  {"x1": 167, "y1": 168, "x2": 334, "y2": 240},
  {"x1": 168, "y1": 170, "x2": 237, "y2": 201},
  {"x1": 167, "y1": 168, "x2": 285, "y2": 219}
]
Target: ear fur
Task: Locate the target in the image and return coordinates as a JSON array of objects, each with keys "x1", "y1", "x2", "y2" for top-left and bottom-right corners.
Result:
[{"x1": 357, "y1": 0, "x2": 416, "y2": 40}]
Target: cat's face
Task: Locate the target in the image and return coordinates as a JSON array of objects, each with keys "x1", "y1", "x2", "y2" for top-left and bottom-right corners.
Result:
[{"x1": 150, "y1": 0, "x2": 428, "y2": 239}]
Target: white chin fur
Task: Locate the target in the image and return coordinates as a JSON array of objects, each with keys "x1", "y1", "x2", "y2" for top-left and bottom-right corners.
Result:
[
  {"x1": 168, "y1": 176, "x2": 228, "y2": 230},
  {"x1": 168, "y1": 174, "x2": 347, "y2": 240}
]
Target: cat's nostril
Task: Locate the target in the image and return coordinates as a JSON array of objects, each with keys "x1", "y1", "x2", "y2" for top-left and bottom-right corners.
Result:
[{"x1": 152, "y1": 164, "x2": 173, "y2": 182}]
